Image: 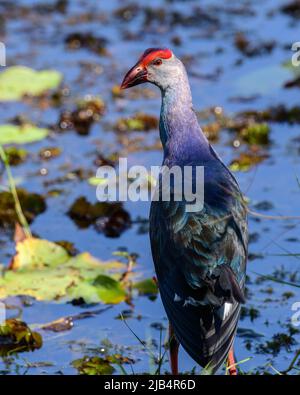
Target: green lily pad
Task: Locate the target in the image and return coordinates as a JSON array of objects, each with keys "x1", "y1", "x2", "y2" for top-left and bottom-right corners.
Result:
[
  {"x1": 0, "y1": 268, "x2": 75, "y2": 301},
  {"x1": 72, "y1": 356, "x2": 115, "y2": 375},
  {"x1": 0, "y1": 124, "x2": 49, "y2": 144},
  {"x1": 93, "y1": 275, "x2": 127, "y2": 304},
  {"x1": 66, "y1": 252, "x2": 125, "y2": 277},
  {"x1": 230, "y1": 152, "x2": 269, "y2": 172},
  {"x1": 67, "y1": 281, "x2": 103, "y2": 304},
  {"x1": 241, "y1": 123, "x2": 270, "y2": 145},
  {"x1": 0, "y1": 238, "x2": 126, "y2": 304},
  {"x1": 0, "y1": 66, "x2": 62, "y2": 101},
  {"x1": 132, "y1": 278, "x2": 158, "y2": 297},
  {"x1": 115, "y1": 113, "x2": 158, "y2": 132},
  {"x1": 12, "y1": 238, "x2": 69, "y2": 270}
]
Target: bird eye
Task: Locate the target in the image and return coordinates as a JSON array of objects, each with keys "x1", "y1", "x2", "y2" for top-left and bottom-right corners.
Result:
[{"x1": 152, "y1": 58, "x2": 162, "y2": 66}]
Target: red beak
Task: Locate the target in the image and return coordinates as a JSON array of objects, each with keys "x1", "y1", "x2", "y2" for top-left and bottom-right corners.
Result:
[{"x1": 121, "y1": 63, "x2": 148, "y2": 89}]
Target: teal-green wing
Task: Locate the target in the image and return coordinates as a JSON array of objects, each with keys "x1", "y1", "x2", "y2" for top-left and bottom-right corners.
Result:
[{"x1": 149, "y1": 173, "x2": 248, "y2": 372}]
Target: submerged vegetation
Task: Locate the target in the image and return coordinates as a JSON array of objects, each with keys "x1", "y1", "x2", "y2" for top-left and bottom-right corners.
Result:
[
  {"x1": 0, "y1": 319, "x2": 42, "y2": 356},
  {"x1": 0, "y1": 0, "x2": 300, "y2": 375}
]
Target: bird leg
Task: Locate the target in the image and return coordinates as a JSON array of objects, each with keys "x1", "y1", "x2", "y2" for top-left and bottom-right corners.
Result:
[
  {"x1": 227, "y1": 347, "x2": 238, "y2": 375},
  {"x1": 169, "y1": 323, "x2": 180, "y2": 375}
]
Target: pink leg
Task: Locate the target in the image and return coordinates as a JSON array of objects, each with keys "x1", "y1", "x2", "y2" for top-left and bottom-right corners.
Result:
[
  {"x1": 227, "y1": 347, "x2": 238, "y2": 375},
  {"x1": 169, "y1": 323, "x2": 179, "y2": 375}
]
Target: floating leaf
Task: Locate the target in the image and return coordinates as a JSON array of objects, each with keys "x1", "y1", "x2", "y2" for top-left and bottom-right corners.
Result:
[
  {"x1": 0, "y1": 268, "x2": 77, "y2": 301},
  {"x1": 115, "y1": 113, "x2": 158, "y2": 132},
  {"x1": 72, "y1": 356, "x2": 115, "y2": 375},
  {"x1": 93, "y1": 275, "x2": 126, "y2": 304},
  {"x1": 0, "y1": 238, "x2": 126, "y2": 303},
  {"x1": 0, "y1": 124, "x2": 48, "y2": 144},
  {"x1": 0, "y1": 319, "x2": 42, "y2": 356},
  {"x1": 240, "y1": 123, "x2": 270, "y2": 145},
  {"x1": 67, "y1": 281, "x2": 105, "y2": 304},
  {"x1": 55, "y1": 240, "x2": 78, "y2": 256},
  {"x1": 0, "y1": 66, "x2": 62, "y2": 101},
  {"x1": 133, "y1": 278, "x2": 158, "y2": 299},
  {"x1": 230, "y1": 152, "x2": 269, "y2": 172},
  {"x1": 11, "y1": 238, "x2": 69, "y2": 270},
  {"x1": 66, "y1": 252, "x2": 125, "y2": 273}
]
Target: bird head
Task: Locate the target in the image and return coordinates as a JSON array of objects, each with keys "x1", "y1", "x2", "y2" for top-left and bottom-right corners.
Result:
[{"x1": 121, "y1": 48, "x2": 181, "y2": 91}]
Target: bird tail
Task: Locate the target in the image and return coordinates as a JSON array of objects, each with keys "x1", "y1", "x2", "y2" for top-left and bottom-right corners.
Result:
[
  {"x1": 181, "y1": 302, "x2": 240, "y2": 374},
  {"x1": 162, "y1": 287, "x2": 241, "y2": 374},
  {"x1": 202, "y1": 304, "x2": 240, "y2": 373}
]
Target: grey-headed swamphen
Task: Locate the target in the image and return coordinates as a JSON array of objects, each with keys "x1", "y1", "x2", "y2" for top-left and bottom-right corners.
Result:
[{"x1": 121, "y1": 48, "x2": 248, "y2": 375}]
